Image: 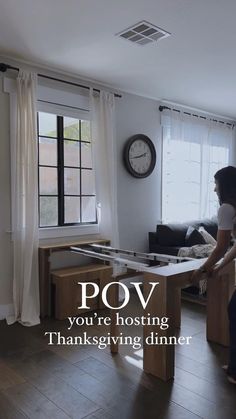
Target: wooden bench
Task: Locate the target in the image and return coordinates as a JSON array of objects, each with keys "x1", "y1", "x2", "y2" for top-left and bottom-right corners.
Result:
[
  {"x1": 51, "y1": 264, "x2": 113, "y2": 320},
  {"x1": 39, "y1": 238, "x2": 110, "y2": 317}
]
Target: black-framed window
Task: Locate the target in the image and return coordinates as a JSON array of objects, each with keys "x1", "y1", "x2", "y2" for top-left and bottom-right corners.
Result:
[{"x1": 38, "y1": 112, "x2": 97, "y2": 227}]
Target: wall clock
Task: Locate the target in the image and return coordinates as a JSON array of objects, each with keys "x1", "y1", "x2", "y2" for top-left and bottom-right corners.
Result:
[{"x1": 123, "y1": 134, "x2": 156, "y2": 178}]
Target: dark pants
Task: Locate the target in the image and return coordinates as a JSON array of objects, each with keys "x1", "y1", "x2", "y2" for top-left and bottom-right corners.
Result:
[{"x1": 228, "y1": 290, "x2": 236, "y2": 378}]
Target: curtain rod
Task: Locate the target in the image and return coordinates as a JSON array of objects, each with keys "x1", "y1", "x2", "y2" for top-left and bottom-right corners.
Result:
[
  {"x1": 159, "y1": 105, "x2": 234, "y2": 127},
  {"x1": 0, "y1": 62, "x2": 122, "y2": 98}
]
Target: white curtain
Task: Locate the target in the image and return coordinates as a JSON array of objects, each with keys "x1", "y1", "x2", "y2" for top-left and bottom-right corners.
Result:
[
  {"x1": 90, "y1": 90, "x2": 119, "y2": 246},
  {"x1": 7, "y1": 70, "x2": 40, "y2": 326},
  {"x1": 161, "y1": 109, "x2": 234, "y2": 223}
]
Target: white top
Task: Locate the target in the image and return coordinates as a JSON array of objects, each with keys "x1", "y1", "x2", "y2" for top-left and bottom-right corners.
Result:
[{"x1": 217, "y1": 203, "x2": 236, "y2": 235}]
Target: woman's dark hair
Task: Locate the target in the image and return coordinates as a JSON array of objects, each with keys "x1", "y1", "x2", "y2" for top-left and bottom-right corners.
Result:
[{"x1": 214, "y1": 166, "x2": 236, "y2": 207}]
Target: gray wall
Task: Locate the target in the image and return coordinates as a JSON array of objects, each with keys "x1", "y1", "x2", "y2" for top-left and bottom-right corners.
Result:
[{"x1": 116, "y1": 92, "x2": 161, "y2": 251}]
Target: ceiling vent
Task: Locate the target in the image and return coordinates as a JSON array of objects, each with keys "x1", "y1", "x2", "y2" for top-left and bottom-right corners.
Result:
[{"x1": 116, "y1": 21, "x2": 170, "y2": 46}]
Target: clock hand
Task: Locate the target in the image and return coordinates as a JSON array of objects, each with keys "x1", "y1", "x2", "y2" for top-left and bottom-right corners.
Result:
[{"x1": 130, "y1": 152, "x2": 147, "y2": 159}]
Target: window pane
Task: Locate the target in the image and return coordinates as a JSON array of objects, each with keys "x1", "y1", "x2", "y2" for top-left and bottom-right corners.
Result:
[
  {"x1": 81, "y1": 142, "x2": 92, "y2": 168},
  {"x1": 81, "y1": 120, "x2": 91, "y2": 142},
  {"x1": 82, "y1": 197, "x2": 96, "y2": 222},
  {"x1": 39, "y1": 137, "x2": 57, "y2": 166},
  {"x1": 64, "y1": 117, "x2": 80, "y2": 140},
  {"x1": 39, "y1": 167, "x2": 58, "y2": 195},
  {"x1": 161, "y1": 119, "x2": 231, "y2": 222},
  {"x1": 65, "y1": 197, "x2": 80, "y2": 223},
  {"x1": 64, "y1": 168, "x2": 80, "y2": 195},
  {"x1": 81, "y1": 169, "x2": 95, "y2": 195},
  {"x1": 64, "y1": 141, "x2": 80, "y2": 167},
  {"x1": 38, "y1": 112, "x2": 57, "y2": 137},
  {"x1": 40, "y1": 197, "x2": 58, "y2": 227}
]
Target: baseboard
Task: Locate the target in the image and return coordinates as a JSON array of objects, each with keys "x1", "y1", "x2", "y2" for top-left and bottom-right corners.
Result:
[{"x1": 0, "y1": 303, "x2": 14, "y2": 320}]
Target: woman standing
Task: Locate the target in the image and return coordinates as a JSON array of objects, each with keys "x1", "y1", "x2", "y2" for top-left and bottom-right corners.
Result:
[{"x1": 191, "y1": 165, "x2": 236, "y2": 384}]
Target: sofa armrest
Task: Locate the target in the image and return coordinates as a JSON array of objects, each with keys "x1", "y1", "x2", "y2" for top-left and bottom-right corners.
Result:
[{"x1": 149, "y1": 232, "x2": 158, "y2": 251}]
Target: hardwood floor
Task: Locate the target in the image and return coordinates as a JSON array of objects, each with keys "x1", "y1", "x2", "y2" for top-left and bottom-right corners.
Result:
[{"x1": 0, "y1": 295, "x2": 235, "y2": 419}]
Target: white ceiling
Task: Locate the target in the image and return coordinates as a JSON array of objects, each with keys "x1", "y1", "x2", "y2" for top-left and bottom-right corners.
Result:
[{"x1": 0, "y1": 0, "x2": 236, "y2": 118}]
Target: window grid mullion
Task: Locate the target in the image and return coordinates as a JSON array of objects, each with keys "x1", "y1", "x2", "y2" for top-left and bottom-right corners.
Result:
[
  {"x1": 79, "y1": 120, "x2": 82, "y2": 223},
  {"x1": 58, "y1": 116, "x2": 64, "y2": 226},
  {"x1": 37, "y1": 113, "x2": 40, "y2": 225}
]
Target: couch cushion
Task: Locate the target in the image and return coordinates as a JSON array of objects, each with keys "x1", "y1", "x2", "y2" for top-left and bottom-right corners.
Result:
[
  {"x1": 156, "y1": 224, "x2": 188, "y2": 246},
  {"x1": 185, "y1": 226, "x2": 206, "y2": 246}
]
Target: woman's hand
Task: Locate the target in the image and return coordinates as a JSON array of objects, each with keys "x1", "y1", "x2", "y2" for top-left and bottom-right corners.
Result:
[
  {"x1": 190, "y1": 266, "x2": 213, "y2": 286},
  {"x1": 190, "y1": 269, "x2": 203, "y2": 287},
  {"x1": 212, "y1": 265, "x2": 221, "y2": 277}
]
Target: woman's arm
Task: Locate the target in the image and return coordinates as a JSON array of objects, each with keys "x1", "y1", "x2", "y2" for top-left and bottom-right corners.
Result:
[
  {"x1": 191, "y1": 230, "x2": 231, "y2": 284},
  {"x1": 200, "y1": 230, "x2": 232, "y2": 273},
  {"x1": 214, "y1": 242, "x2": 236, "y2": 273}
]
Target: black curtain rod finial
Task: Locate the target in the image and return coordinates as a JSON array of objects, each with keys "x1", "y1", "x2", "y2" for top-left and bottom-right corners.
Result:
[
  {"x1": 159, "y1": 105, "x2": 170, "y2": 112},
  {"x1": 0, "y1": 63, "x2": 9, "y2": 72},
  {"x1": 0, "y1": 63, "x2": 18, "y2": 73}
]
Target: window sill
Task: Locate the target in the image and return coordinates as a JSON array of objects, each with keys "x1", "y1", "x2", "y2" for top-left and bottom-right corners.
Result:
[{"x1": 39, "y1": 224, "x2": 99, "y2": 240}]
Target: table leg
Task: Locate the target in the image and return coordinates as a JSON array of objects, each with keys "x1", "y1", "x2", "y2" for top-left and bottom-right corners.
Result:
[
  {"x1": 207, "y1": 261, "x2": 235, "y2": 346},
  {"x1": 39, "y1": 248, "x2": 51, "y2": 318},
  {"x1": 109, "y1": 282, "x2": 119, "y2": 353},
  {"x1": 143, "y1": 272, "x2": 175, "y2": 381},
  {"x1": 173, "y1": 287, "x2": 181, "y2": 329},
  {"x1": 98, "y1": 267, "x2": 113, "y2": 309}
]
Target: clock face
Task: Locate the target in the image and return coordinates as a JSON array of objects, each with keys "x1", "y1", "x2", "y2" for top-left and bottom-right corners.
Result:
[
  {"x1": 129, "y1": 139, "x2": 152, "y2": 175},
  {"x1": 123, "y1": 134, "x2": 156, "y2": 178}
]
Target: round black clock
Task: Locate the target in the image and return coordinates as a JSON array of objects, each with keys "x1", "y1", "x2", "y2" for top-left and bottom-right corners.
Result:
[{"x1": 123, "y1": 134, "x2": 156, "y2": 178}]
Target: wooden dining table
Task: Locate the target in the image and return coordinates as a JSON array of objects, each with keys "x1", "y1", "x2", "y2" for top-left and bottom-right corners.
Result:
[{"x1": 109, "y1": 258, "x2": 235, "y2": 381}]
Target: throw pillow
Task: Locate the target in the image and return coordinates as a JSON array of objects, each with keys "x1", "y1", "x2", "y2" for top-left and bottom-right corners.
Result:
[
  {"x1": 185, "y1": 226, "x2": 206, "y2": 246},
  {"x1": 198, "y1": 226, "x2": 217, "y2": 246},
  {"x1": 200, "y1": 218, "x2": 218, "y2": 239}
]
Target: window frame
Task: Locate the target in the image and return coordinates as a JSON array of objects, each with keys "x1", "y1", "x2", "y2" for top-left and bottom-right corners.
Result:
[
  {"x1": 4, "y1": 77, "x2": 99, "y2": 240},
  {"x1": 37, "y1": 108, "x2": 99, "y2": 238}
]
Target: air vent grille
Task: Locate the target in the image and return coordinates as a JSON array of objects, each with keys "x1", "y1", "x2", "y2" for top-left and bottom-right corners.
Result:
[{"x1": 117, "y1": 21, "x2": 170, "y2": 46}]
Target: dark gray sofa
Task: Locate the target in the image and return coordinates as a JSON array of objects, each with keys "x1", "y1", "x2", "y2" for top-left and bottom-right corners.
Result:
[
  {"x1": 149, "y1": 218, "x2": 218, "y2": 256},
  {"x1": 149, "y1": 218, "x2": 218, "y2": 299}
]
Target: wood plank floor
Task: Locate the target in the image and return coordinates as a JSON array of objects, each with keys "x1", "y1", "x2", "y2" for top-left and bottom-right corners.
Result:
[{"x1": 0, "y1": 295, "x2": 235, "y2": 419}]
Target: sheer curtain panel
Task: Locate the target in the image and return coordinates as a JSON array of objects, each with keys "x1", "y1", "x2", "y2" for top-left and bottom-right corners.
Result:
[
  {"x1": 7, "y1": 70, "x2": 40, "y2": 326},
  {"x1": 161, "y1": 109, "x2": 234, "y2": 223},
  {"x1": 90, "y1": 90, "x2": 119, "y2": 246}
]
